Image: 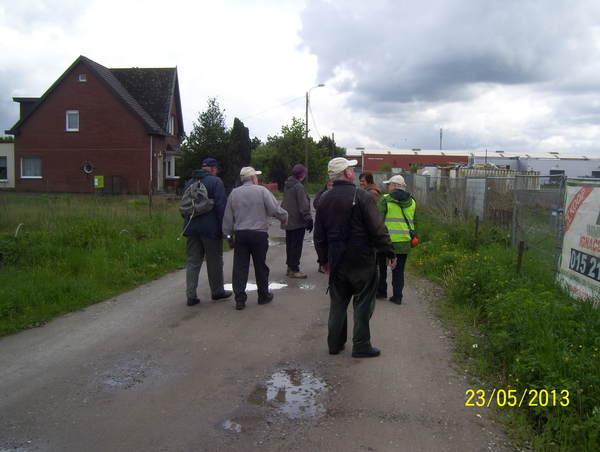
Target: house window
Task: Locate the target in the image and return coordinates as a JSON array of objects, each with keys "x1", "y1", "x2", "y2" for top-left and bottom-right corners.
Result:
[
  {"x1": 168, "y1": 115, "x2": 175, "y2": 135},
  {"x1": 66, "y1": 110, "x2": 79, "y2": 131},
  {"x1": 0, "y1": 156, "x2": 7, "y2": 180},
  {"x1": 21, "y1": 157, "x2": 42, "y2": 178},
  {"x1": 78, "y1": 74, "x2": 87, "y2": 82},
  {"x1": 165, "y1": 155, "x2": 175, "y2": 178}
]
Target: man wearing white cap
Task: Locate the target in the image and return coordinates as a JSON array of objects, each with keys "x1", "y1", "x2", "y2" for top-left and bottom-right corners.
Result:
[
  {"x1": 377, "y1": 174, "x2": 418, "y2": 305},
  {"x1": 314, "y1": 157, "x2": 397, "y2": 358},
  {"x1": 223, "y1": 167, "x2": 288, "y2": 310}
]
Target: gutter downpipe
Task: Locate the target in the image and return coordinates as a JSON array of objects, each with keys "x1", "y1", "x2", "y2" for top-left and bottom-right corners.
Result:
[{"x1": 149, "y1": 136, "x2": 153, "y2": 207}]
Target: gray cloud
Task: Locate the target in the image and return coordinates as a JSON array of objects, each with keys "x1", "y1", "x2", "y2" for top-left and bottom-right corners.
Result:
[{"x1": 299, "y1": 0, "x2": 600, "y2": 130}]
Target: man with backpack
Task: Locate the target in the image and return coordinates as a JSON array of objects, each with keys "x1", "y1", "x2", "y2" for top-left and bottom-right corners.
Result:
[{"x1": 182, "y1": 158, "x2": 232, "y2": 306}]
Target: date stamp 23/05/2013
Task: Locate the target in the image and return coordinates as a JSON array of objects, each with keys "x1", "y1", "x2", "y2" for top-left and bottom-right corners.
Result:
[{"x1": 465, "y1": 389, "x2": 570, "y2": 408}]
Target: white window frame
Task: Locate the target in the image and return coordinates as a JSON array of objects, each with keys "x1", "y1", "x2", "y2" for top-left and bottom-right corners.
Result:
[
  {"x1": 66, "y1": 110, "x2": 79, "y2": 131},
  {"x1": 78, "y1": 73, "x2": 87, "y2": 82},
  {"x1": 168, "y1": 115, "x2": 175, "y2": 135},
  {"x1": 165, "y1": 155, "x2": 175, "y2": 178},
  {"x1": 21, "y1": 157, "x2": 42, "y2": 179},
  {"x1": 0, "y1": 156, "x2": 7, "y2": 181}
]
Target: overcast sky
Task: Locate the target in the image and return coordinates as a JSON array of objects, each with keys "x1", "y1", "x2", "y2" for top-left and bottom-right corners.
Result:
[{"x1": 1, "y1": 0, "x2": 599, "y2": 154}]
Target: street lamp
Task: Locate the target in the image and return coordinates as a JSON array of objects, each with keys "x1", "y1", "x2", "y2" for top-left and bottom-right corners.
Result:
[{"x1": 304, "y1": 84, "x2": 325, "y2": 183}]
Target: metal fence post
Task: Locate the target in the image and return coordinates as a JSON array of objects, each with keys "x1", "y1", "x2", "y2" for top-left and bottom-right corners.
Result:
[{"x1": 511, "y1": 174, "x2": 518, "y2": 248}]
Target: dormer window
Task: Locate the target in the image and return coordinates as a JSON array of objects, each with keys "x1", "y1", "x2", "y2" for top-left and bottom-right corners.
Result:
[
  {"x1": 66, "y1": 110, "x2": 79, "y2": 131},
  {"x1": 78, "y1": 74, "x2": 87, "y2": 82}
]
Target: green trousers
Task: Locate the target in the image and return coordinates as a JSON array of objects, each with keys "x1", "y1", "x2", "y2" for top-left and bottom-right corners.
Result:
[
  {"x1": 185, "y1": 235, "x2": 224, "y2": 299},
  {"x1": 327, "y1": 244, "x2": 378, "y2": 353}
]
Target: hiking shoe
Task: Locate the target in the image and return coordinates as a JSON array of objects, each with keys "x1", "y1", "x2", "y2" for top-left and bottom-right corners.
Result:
[
  {"x1": 352, "y1": 346, "x2": 381, "y2": 358},
  {"x1": 258, "y1": 292, "x2": 274, "y2": 305},
  {"x1": 289, "y1": 271, "x2": 307, "y2": 279},
  {"x1": 235, "y1": 301, "x2": 246, "y2": 310},
  {"x1": 187, "y1": 297, "x2": 200, "y2": 306},
  {"x1": 286, "y1": 267, "x2": 291, "y2": 276},
  {"x1": 376, "y1": 292, "x2": 387, "y2": 300},
  {"x1": 212, "y1": 290, "x2": 232, "y2": 301},
  {"x1": 389, "y1": 296, "x2": 402, "y2": 305}
]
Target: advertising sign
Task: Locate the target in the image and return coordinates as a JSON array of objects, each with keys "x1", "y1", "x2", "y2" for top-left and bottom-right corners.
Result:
[{"x1": 558, "y1": 180, "x2": 600, "y2": 300}]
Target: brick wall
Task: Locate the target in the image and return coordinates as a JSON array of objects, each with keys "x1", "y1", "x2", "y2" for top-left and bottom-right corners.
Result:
[{"x1": 14, "y1": 61, "x2": 179, "y2": 194}]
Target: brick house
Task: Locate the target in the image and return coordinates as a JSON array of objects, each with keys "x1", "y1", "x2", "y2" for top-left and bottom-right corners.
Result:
[{"x1": 5, "y1": 55, "x2": 184, "y2": 194}]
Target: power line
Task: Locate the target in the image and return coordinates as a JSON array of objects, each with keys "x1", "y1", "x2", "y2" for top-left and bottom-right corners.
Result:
[
  {"x1": 308, "y1": 103, "x2": 322, "y2": 141},
  {"x1": 240, "y1": 96, "x2": 305, "y2": 121}
]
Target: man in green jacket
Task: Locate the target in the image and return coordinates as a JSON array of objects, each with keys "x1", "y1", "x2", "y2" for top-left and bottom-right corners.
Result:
[{"x1": 377, "y1": 175, "x2": 418, "y2": 305}]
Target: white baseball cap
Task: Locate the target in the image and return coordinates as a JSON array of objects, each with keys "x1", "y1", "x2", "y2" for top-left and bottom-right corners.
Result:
[
  {"x1": 383, "y1": 175, "x2": 406, "y2": 188},
  {"x1": 240, "y1": 166, "x2": 262, "y2": 177},
  {"x1": 328, "y1": 157, "x2": 358, "y2": 175}
]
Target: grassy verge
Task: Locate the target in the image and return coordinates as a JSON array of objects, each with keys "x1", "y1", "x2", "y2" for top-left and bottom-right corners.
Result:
[
  {"x1": 409, "y1": 206, "x2": 600, "y2": 451},
  {"x1": 0, "y1": 195, "x2": 187, "y2": 336}
]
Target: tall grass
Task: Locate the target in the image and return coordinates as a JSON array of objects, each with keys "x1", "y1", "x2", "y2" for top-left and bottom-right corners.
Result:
[
  {"x1": 0, "y1": 195, "x2": 186, "y2": 336},
  {"x1": 410, "y1": 205, "x2": 600, "y2": 451}
]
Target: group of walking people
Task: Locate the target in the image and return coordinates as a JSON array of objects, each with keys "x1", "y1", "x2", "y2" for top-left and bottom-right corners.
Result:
[{"x1": 181, "y1": 157, "x2": 417, "y2": 358}]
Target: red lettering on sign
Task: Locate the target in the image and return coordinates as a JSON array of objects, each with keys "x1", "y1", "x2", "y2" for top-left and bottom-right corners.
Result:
[{"x1": 564, "y1": 187, "x2": 594, "y2": 233}]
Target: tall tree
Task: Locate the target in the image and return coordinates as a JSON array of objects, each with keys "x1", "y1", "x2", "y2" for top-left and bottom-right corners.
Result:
[
  {"x1": 250, "y1": 117, "x2": 333, "y2": 188},
  {"x1": 179, "y1": 98, "x2": 237, "y2": 190},
  {"x1": 230, "y1": 117, "x2": 252, "y2": 180},
  {"x1": 317, "y1": 135, "x2": 345, "y2": 158}
]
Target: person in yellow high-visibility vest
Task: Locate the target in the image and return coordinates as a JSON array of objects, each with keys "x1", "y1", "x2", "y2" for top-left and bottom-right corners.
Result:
[{"x1": 377, "y1": 175, "x2": 418, "y2": 305}]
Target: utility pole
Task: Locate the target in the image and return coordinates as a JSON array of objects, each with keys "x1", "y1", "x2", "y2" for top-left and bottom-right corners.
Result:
[{"x1": 304, "y1": 84, "x2": 324, "y2": 184}]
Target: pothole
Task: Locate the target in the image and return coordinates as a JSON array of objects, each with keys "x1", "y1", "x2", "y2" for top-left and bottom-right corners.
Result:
[
  {"x1": 92, "y1": 354, "x2": 156, "y2": 390},
  {"x1": 248, "y1": 368, "x2": 328, "y2": 419},
  {"x1": 222, "y1": 368, "x2": 328, "y2": 432}
]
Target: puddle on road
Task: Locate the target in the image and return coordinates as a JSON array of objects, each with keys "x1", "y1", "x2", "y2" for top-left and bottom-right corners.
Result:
[
  {"x1": 250, "y1": 368, "x2": 327, "y2": 419},
  {"x1": 223, "y1": 282, "x2": 287, "y2": 292},
  {"x1": 222, "y1": 368, "x2": 328, "y2": 433},
  {"x1": 222, "y1": 283, "x2": 317, "y2": 292},
  {"x1": 222, "y1": 416, "x2": 266, "y2": 433}
]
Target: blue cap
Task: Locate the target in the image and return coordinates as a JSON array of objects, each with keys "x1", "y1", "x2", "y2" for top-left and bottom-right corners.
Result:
[{"x1": 202, "y1": 158, "x2": 220, "y2": 169}]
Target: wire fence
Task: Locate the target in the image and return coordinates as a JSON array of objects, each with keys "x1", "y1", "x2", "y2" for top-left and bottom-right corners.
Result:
[{"x1": 363, "y1": 172, "x2": 567, "y2": 273}]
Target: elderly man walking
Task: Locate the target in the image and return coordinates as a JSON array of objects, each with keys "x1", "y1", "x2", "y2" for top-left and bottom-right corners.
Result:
[
  {"x1": 282, "y1": 164, "x2": 313, "y2": 279},
  {"x1": 222, "y1": 167, "x2": 288, "y2": 310},
  {"x1": 182, "y1": 158, "x2": 232, "y2": 306},
  {"x1": 314, "y1": 157, "x2": 397, "y2": 358}
]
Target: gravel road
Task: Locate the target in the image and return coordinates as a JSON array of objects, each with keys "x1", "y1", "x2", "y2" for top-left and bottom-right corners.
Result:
[{"x1": 0, "y1": 220, "x2": 515, "y2": 452}]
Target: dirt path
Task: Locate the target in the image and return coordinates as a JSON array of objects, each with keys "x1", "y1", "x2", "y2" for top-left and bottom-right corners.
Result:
[{"x1": 0, "y1": 221, "x2": 514, "y2": 452}]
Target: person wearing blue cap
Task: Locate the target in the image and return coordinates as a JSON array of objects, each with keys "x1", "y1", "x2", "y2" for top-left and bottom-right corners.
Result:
[{"x1": 182, "y1": 158, "x2": 231, "y2": 306}]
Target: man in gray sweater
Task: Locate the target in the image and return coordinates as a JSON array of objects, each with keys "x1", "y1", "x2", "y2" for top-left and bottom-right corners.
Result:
[{"x1": 223, "y1": 167, "x2": 288, "y2": 310}]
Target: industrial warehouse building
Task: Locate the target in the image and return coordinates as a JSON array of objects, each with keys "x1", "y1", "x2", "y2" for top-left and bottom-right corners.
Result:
[{"x1": 346, "y1": 148, "x2": 600, "y2": 179}]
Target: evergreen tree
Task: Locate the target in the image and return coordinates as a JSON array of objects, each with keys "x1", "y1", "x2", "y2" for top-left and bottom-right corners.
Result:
[
  {"x1": 179, "y1": 98, "x2": 241, "y2": 190},
  {"x1": 317, "y1": 135, "x2": 345, "y2": 158},
  {"x1": 230, "y1": 118, "x2": 252, "y2": 182}
]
